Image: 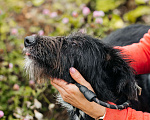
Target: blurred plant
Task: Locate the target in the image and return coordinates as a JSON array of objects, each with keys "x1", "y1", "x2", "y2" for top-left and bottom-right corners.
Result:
[
  {"x1": 50, "y1": 12, "x2": 58, "y2": 18},
  {"x1": 62, "y1": 18, "x2": 69, "y2": 24},
  {"x1": 124, "y1": 6, "x2": 150, "y2": 23},
  {"x1": 42, "y1": 9, "x2": 50, "y2": 15},
  {"x1": 0, "y1": 111, "x2": 4, "y2": 118},
  {"x1": 82, "y1": 6, "x2": 91, "y2": 16},
  {"x1": 72, "y1": 11, "x2": 78, "y2": 18},
  {"x1": 0, "y1": 0, "x2": 150, "y2": 119},
  {"x1": 95, "y1": 18, "x2": 103, "y2": 24},
  {"x1": 93, "y1": 11, "x2": 105, "y2": 18}
]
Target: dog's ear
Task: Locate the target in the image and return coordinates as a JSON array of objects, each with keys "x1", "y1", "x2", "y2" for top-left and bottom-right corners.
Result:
[{"x1": 104, "y1": 48, "x2": 138, "y2": 101}]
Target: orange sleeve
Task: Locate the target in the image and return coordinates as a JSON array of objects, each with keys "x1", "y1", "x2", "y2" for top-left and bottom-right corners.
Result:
[
  {"x1": 104, "y1": 30, "x2": 150, "y2": 120},
  {"x1": 104, "y1": 108, "x2": 150, "y2": 120},
  {"x1": 120, "y1": 29, "x2": 150, "y2": 74}
]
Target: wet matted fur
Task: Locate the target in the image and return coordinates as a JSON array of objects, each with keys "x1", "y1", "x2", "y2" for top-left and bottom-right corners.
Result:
[{"x1": 24, "y1": 25, "x2": 150, "y2": 120}]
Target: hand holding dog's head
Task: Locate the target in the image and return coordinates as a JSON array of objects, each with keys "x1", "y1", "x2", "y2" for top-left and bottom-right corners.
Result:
[{"x1": 24, "y1": 32, "x2": 137, "y2": 103}]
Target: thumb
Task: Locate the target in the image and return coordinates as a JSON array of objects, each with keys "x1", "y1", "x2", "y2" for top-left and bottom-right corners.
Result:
[{"x1": 69, "y1": 67, "x2": 94, "y2": 91}]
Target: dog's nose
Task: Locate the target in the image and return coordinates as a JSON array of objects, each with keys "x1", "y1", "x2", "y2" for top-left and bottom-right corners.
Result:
[{"x1": 24, "y1": 36, "x2": 36, "y2": 47}]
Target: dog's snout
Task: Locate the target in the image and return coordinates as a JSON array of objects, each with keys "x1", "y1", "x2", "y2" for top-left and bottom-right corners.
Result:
[{"x1": 24, "y1": 36, "x2": 36, "y2": 47}]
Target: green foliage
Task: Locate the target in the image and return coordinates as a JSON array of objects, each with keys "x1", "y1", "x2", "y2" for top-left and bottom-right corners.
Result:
[
  {"x1": 124, "y1": 6, "x2": 150, "y2": 23},
  {"x1": 0, "y1": 0, "x2": 150, "y2": 119},
  {"x1": 103, "y1": 14, "x2": 124, "y2": 29},
  {"x1": 135, "y1": 0, "x2": 146, "y2": 4},
  {"x1": 96, "y1": 0, "x2": 126, "y2": 12},
  {"x1": 135, "y1": 0, "x2": 150, "y2": 4},
  {"x1": 32, "y1": 0, "x2": 45, "y2": 6}
]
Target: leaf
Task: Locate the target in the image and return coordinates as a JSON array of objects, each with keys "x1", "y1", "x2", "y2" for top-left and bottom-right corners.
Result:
[
  {"x1": 96, "y1": 0, "x2": 126, "y2": 12},
  {"x1": 9, "y1": 20, "x2": 17, "y2": 27},
  {"x1": 1, "y1": 23, "x2": 10, "y2": 33},
  {"x1": 135, "y1": 0, "x2": 145, "y2": 4},
  {"x1": 29, "y1": 26, "x2": 41, "y2": 33},
  {"x1": 103, "y1": 14, "x2": 124, "y2": 29},
  {"x1": 24, "y1": 86, "x2": 33, "y2": 96},
  {"x1": 32, "y1": 0, "x2": 44, "y2": 6},
  {"x1": 75, "y1": 0, "x2": 90, "y2": 6},
  {"x1": 124, "y1": 6, "x2": 150, "y2": 23}
]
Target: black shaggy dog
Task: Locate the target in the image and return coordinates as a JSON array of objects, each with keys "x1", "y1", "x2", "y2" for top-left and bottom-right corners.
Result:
[{"x1": 24, "y1": 24, "x2": 150, "y2": 120}]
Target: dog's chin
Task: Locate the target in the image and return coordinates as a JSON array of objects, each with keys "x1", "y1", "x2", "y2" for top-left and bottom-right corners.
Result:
[
  {"x1": 24, "y1": 55, "x2": 46, "y2": 83},
  {"x1": 24, "y1": 56, "x2": 35, "y2": 80}
]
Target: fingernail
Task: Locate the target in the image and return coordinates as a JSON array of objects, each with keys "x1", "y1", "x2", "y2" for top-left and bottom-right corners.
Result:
[{"x1": 70, "y1": 67, "x2": 76, "y2": 74}]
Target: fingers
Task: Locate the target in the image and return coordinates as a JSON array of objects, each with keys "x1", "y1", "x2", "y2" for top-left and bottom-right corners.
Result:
[
  {"x1": 69, "y1": 67, "x2": 93, "y2": 91},
  {"x1": 51, "y1": 78, "x2": 77, "y2": 92},
  {"x1": 51, "y1": 78, "x2": 71, "y2": 90},
  {"x1": 51, "y1": 80, "x2": 72, "y2": 102},
  {"x1": 144, "y1": 33, "x2": 150, "y2": 40},
  {"x1": 69, "y1": 67, "x2": 87, "y2": 85},
  {"x1": 51, "y1": 80, "x2": 66, "y2": 93}
]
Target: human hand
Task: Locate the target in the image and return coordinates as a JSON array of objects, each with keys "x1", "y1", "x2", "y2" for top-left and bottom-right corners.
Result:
[{"x1": 50, "y1": 67, "x2": 106, "y2": 119}]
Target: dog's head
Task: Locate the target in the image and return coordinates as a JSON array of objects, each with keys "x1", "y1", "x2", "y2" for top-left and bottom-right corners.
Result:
[{"x1": 24, "y1": 32, "x2": 137, "y2": 103}]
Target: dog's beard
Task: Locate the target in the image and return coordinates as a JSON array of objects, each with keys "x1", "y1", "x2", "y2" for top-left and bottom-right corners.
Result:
[
  {"x1": 24, "y1": 56, "x2": 36, "y2": 80},
  {"x1": 24, "y1": 56, "x2": 46, "y2": 83}
]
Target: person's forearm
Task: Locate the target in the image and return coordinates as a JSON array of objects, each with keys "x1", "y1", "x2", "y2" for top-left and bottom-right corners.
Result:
[
  {"x1": 104, "y1": 107, "x2": 150, "y2": 120},
  {"x1": 118, "y1": 29, "x2": 150, "y2": 74},
  {"x1": 81, "y1": 101, "x2": 106, "y2": 119}
]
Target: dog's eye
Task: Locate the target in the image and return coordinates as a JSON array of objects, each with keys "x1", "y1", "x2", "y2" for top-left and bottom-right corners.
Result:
[
  {"x1": 72, "y1": 41, "x2": 78, "y2": 46},
  {"x1": 72, "y1": 43, "x2": 76, "y2": 46}
]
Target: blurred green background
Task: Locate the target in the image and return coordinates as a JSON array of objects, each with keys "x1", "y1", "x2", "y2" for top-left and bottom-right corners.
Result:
[{"x1": 0, "y1": 0, "x2": 150, "y2": 119}]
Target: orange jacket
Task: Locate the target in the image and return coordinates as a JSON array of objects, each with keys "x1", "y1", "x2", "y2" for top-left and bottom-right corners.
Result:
[{"x1": 104, "y1": 29, "x2": 150, "y2": 120}]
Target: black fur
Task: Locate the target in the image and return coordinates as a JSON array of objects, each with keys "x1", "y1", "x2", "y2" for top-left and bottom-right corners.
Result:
[
  {"x1": 24, "y1": 24, "x2": 150, "y2": 120},
  {"x1": 102, "y1": 24, "x2": 150, "y2": 46},
  {"x1": 102, "y1": 24, "x2": 150, "y2": 112}
]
